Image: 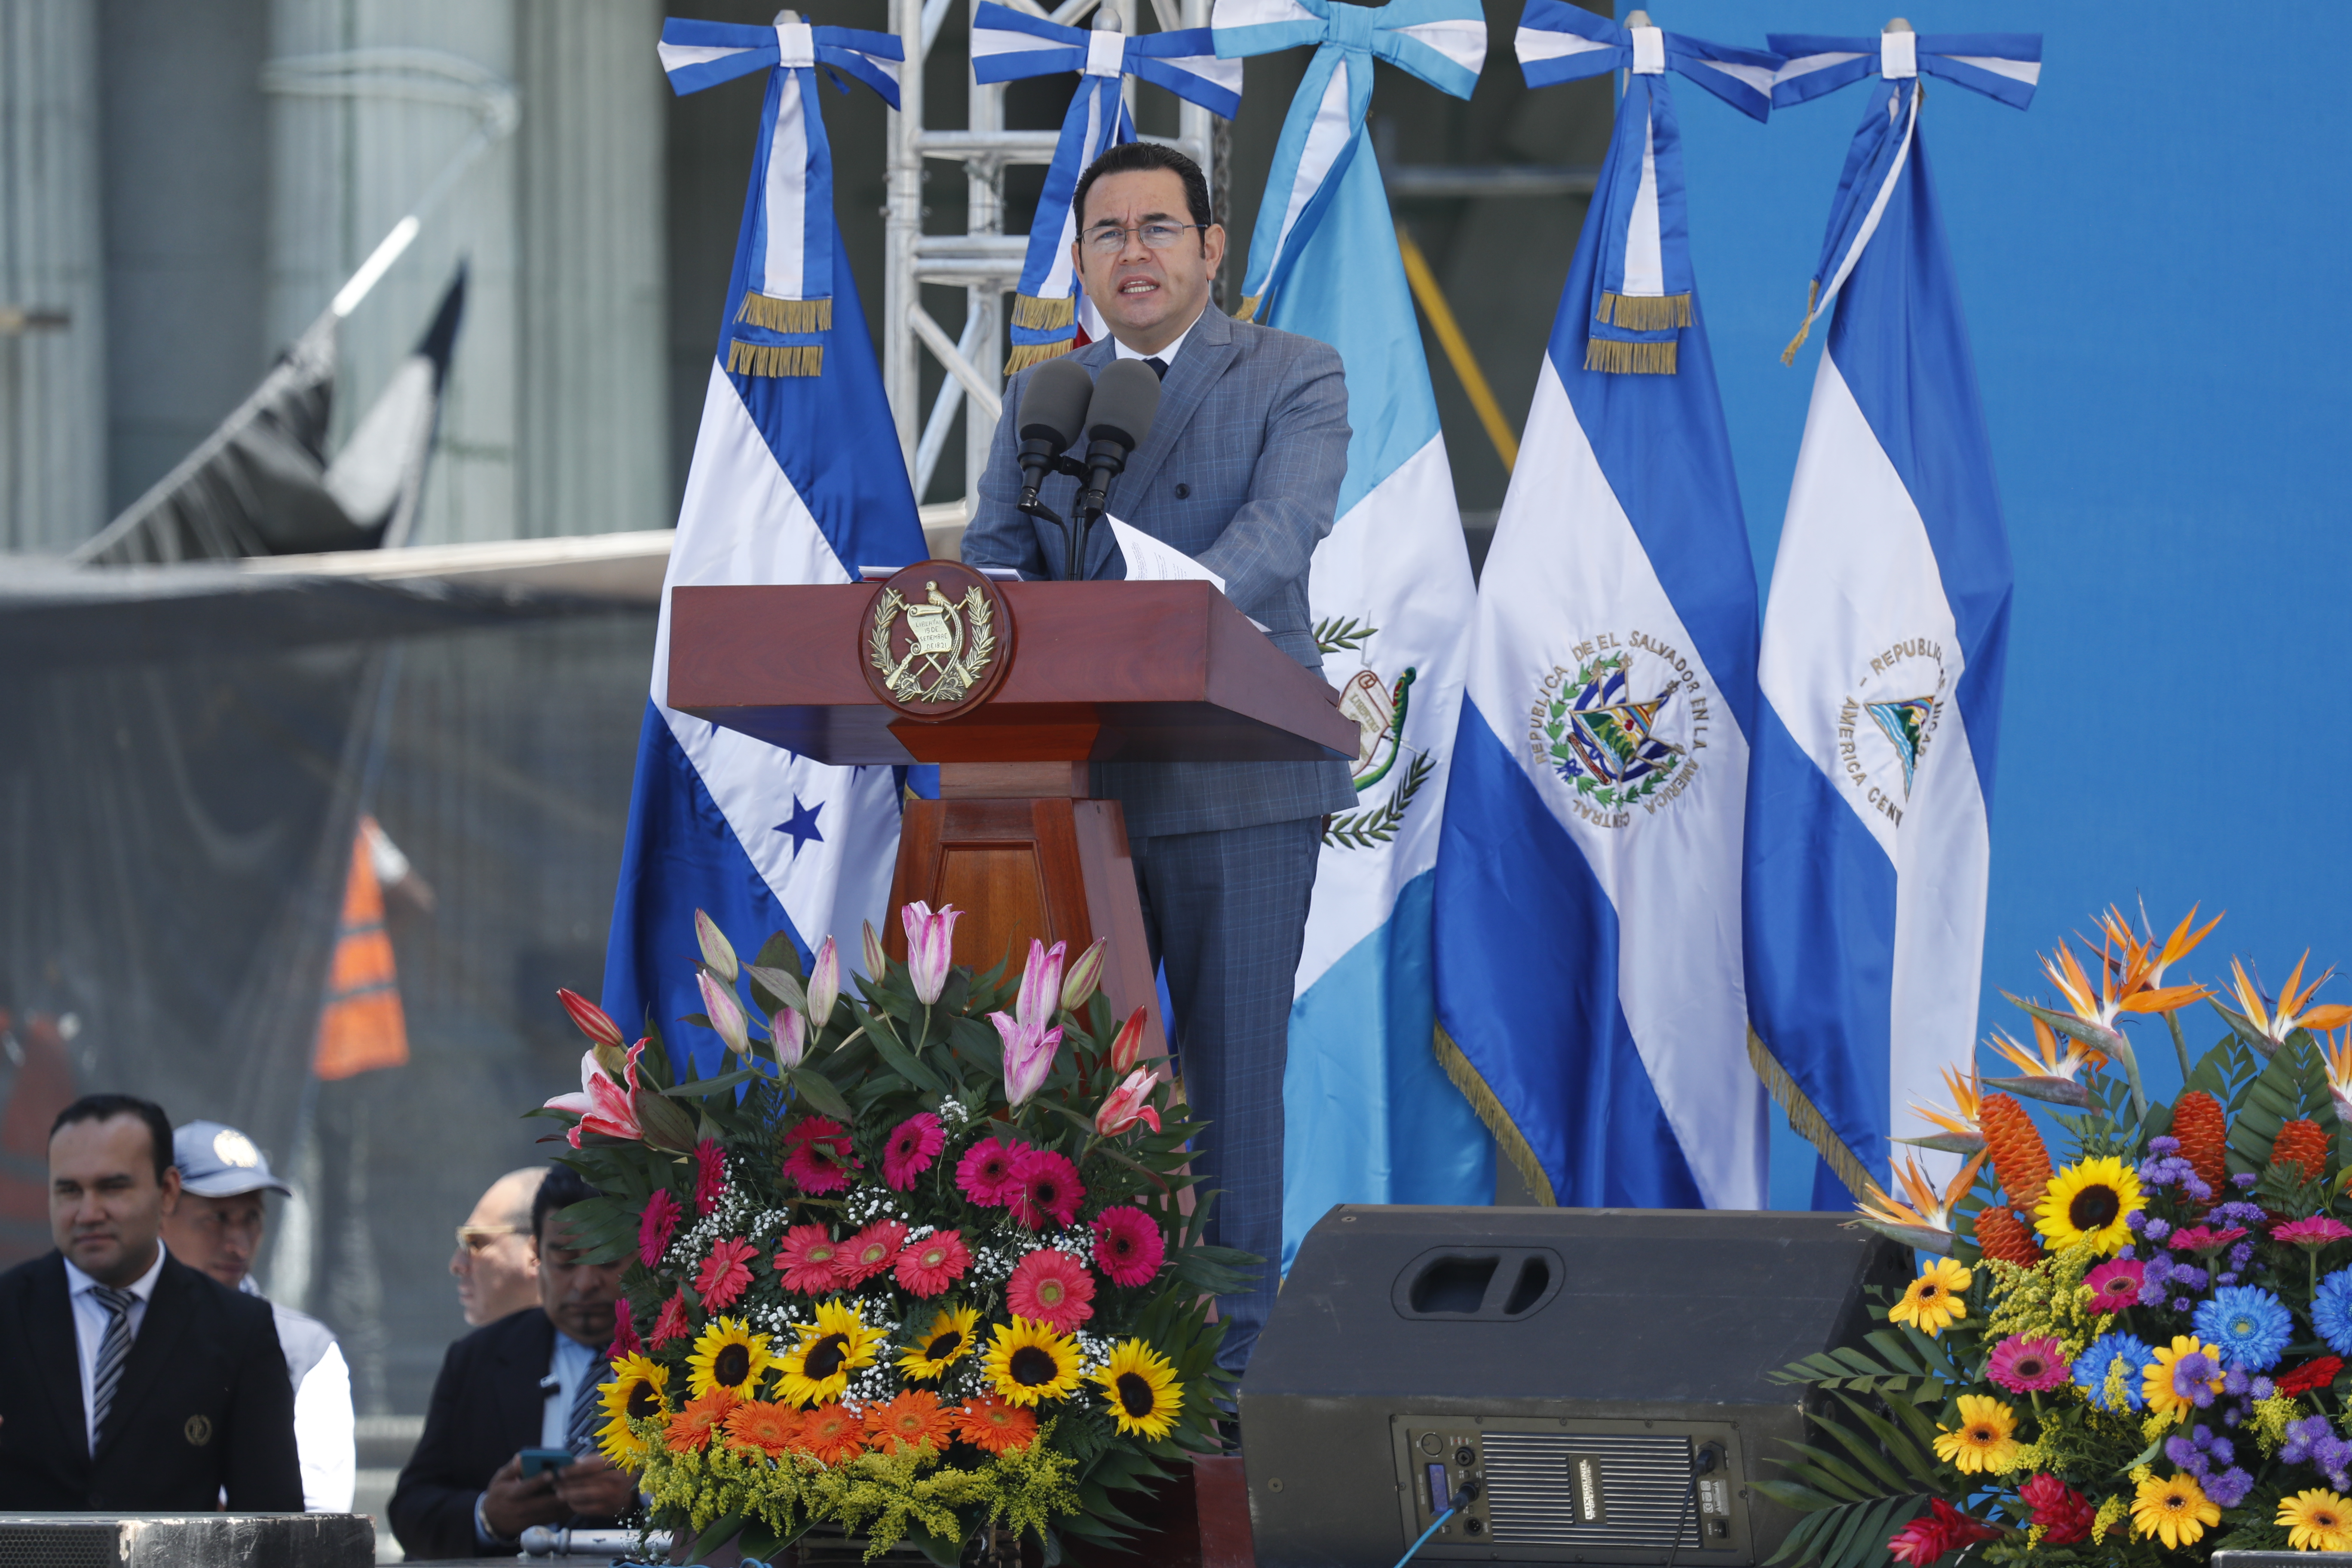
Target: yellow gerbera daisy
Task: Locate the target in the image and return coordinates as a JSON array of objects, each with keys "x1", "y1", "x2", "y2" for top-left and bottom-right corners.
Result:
[
  {"x1": 1888, "y1": 1256, "x2": 1972, "y2": 1337},
  {"x1": 2142, "y1": 1335, "x2": 2225, "y2": 1425},
  {"x1": 1929, "y1": 1394, "x2": 2021, "y2": 1475},
  {"x1": 2034, "y1": 1155, "x2": 2144, "y2": 1254},
  {"x1": 775, "y1": 1298, "x2": 885, "y2": 1407},
  {"x1": 1092, "y1": 1338, "x2": 1182, "y2": 1440},
  {"x1": 897, "y1": 1303, "x2": 981, "y2": 1382},
  {"x1": 983, "y1": 1316, "x2": 1084, "y2": 1407},
  {"x1": 686, "y1": 1315, "x2": 777, "y2": 1400},
  {"x1": 2278, "y1": 1488, "x2": 2352, "y2": 1553},
  {"x1": 2132, "y1": 1470, "x2": 2220, "y2": 1549},
  {"x1": 595, "y1": 1353, "x2": 670, "y2": 1465}
]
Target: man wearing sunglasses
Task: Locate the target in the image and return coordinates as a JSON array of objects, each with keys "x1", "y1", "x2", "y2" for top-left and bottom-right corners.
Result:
[
  {"x1": 963, "y1": 141, "x2": 1355, "y2": 1381},
  {"x1": 449, "y1": 1166, "x2": 545, "y2": 1327}
]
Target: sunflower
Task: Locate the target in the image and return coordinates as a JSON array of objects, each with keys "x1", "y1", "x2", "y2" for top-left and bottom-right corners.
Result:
[
  {"x1": 954, "y1": 1395, "x2": 1038, "y2": 1455},
  {"x1": 775, "y1": 1298, "x2": 885, "y2": 1407},
  {"x1": 724, "y1": 1399, "x2": 803, "y2": 1458},
  {"x1": 2034, "y1": 1156, "x2": 2144, "y2": 1254},
  {"x1": 2278, "y1": 1488, "x2": 2352, "y2": 1553},
  {"x1": 2143, "y1": 1335, "x2": 2225, "y2": 1424},
  {"x1": 1889, "y1": 1257, "x2": 1972, "y2": 1337},
  {"x1": 897, "y1": 1303, "x2": 981, "y2": 1381},
  {"x1": 983, "y1": 1316, "x2": 1084, "y2": 1407},
  {"x1": 686, "y1": 1315, "x2": 778, "y2": 1400},
  {"x1": 595, "y1": 1353, "x2": 671, "y2": 1464},
  {"x1": 864, "y1": 1389, "x2": 959, "y2": 1455},
  {"x1": 1092, "y1": 1338, "x2": 1182, "y2": 1440},
  {"x1": 2133, "y1": 1470, "x2": 2220, "y2": 1549},
  {"x1": 1930, "y1": 1394, "x2": 2021, "y2": 1475}
]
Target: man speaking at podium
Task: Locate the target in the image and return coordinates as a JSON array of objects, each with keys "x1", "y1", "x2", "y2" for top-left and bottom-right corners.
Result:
[{"x1": 963, "y1": 142, "x2": 1355, "y2": 1377}]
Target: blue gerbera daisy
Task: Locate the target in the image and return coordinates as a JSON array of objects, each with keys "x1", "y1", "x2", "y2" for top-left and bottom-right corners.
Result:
[
  {"x1": 2196, "y1": 1286, "x2": 2293, "y2": 1371},
  {"x1": 2314, "y1": 1269, "x2": 2352, "y2": 1357},
  {"x1": 2072, "y1": 1332, "x2": 2155, "y2": 1412}
]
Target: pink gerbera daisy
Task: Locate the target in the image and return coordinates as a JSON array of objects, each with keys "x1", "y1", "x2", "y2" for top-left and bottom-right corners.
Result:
[
  {"x1": 894, "y1": 1229, "x2": 971, "y2": 1296},
  {"x1": 694, "y1": 1138, "x2": 729, "y2": 1216},
  {"x1": 773, "y1": 1224, "x2": 849, "y2": 1294},
  {"x1": 1091, "y1": 1204, "x2": 1165, "y2": 1288},
  {"x1": 696, "y1": 1237, "x2": 758, "y2": 1311},
  {"x1": 956, "y1": 1136, "x2": 1023, "y2": 1206},
  {"x1": 2084, "y1": 1258, "x2": 2145, "y2": 1312},
  {"x1": 1985, "y1": 1334, "x2": 2070, "y2": 1393},
  {"x1": 1005, "y1": 1248, "x2": 1096, "y2": 1332},
  {"x1": 2275, "y1": 1215, "x2": 2352, "y2": 1249},
  {"x1": 782, "y1": 1115, "x2": 855, "y2": 1194},
  {"x1": 606, "y1": 1296, "x2": 642, "y2": 1360},
  {"x1": 652, "y1": 1289, "x2": 693, "y2": 1344},
  {"x1": 639, "y1": 1186, "x2": 683, "y2": 1268},
  {"x1": 839, "y1": 1220, "x2": 910, "y2": 1287},
  {"x1": 1008, "y1": 1147, "x2": 1084, "y2": 1228},
  {"x1": 884, "y1": 1113, "x2": 946, "y2": 1191}
]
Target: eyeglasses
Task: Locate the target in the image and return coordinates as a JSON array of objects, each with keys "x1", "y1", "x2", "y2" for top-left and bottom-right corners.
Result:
[
  {"x1": 456, "y1": 1224, "x2": 522, "y2": 1252},
  {"x1": 1082, "y1": 221, "x2": 1208, "y2": 256}
]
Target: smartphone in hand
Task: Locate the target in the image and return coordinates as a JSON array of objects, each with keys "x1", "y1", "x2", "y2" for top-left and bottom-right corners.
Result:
[{"x1": 519, "y1": 1447, "x2": 578, "y2": 1478}]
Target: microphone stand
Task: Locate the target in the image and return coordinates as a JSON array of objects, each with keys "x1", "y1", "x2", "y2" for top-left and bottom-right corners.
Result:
[{"x1": 1015, "y1": 456, "x2": 1088, "y2": 579}]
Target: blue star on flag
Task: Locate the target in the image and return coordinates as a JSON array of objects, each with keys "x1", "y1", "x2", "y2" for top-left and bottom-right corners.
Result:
[{"x1": 774, "y1": 795, "x2": 824, "y2": 858}]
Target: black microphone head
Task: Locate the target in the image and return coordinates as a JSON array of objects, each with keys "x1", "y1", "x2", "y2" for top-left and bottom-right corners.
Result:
[
  {"x1": 1017, "y1": 355, "x2": 1095, "y2": 449},
  {"x1": 1084, "y1": 357, "x2": 1162, "y2": 450}
]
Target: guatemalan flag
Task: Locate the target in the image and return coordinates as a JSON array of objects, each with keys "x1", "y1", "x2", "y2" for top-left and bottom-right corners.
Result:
[
  {"x1": 1432, "y1": 4, "x2": 1777, "y2": 1209},
  {"x1": 1211, "y1": 0, "x2": 1495, "y2": 1262},
  {"x1": 1744, "y1": 29, "x2": 2038, "y2": 1204},
  {"x1": 604, "y1": 18, "x2": 925, "y2": 1074}
]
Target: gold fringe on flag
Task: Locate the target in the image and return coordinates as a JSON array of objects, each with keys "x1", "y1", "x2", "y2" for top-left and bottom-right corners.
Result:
[
  {"x1": 1780, "y1": 279, "x2": 1821, "y2": 366},
  {"x1": 1594, "y1": 291, "x2": 1691, "y2": 331},
  {"x1": 735, "y1": 291, "x2": 833, "y2": 333},
  {"x1": 1010, "y1": 292, "x2": 1075, "y2": 331},
  {"x1": 1232, "y1": 294, "x2": 1261, "y2": 323},
  {"x1": 1746, "y1": 1025, "x2": 1873, "y2": 1201},
  {"x1": 1433, "y1": 1023, "x2": 1558, "y2": 1206},
  {"x1": 727, "y1": 341, "x2": 824, "y2": 377},
  {"x1": 1583, "y1": 337, "x2": 1678, "y2": 375},
  {"x1": 1004, "y1": 339, "x2": 1074, "y2": 374}
]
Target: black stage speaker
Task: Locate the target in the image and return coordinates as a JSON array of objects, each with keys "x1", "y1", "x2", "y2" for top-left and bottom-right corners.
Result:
[{"x1": 1240, "y1": 1207, "x2": 1908, "y2": 1568}]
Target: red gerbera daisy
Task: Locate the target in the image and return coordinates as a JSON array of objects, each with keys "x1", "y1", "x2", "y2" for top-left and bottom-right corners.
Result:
[
  {"x1": 1091, "y1": 1204, "x2": 1164, "y2": 1288},
  {"x1": 1005, "y1": 1247, "x2": 1095, "y2": 1332},
  {"x1": 772, "y1": 1223, "x2": 849, "y2": 1295},
  {"x1": 838, "y1": 1219, "x2": 909, "y2": 1287},
  {"x1": 797, "y1": 1402, "x2": 867, "y2": 1465},
  {"x1": 956, "y1": 1136, "x2": 1023, "y2": 1206},
  {"x1": 2278, "y1": 1355, "x2": 2346, "y2": 1397},
  {"x1": 955, "y1": 1396, "x2": 1037, "y2": 1455},
  {"x1": 1008, "y1": 1147, "x2": 1083, "y2": 1228},
  {"x1": 638, "y1": 1187, "x2": 683, "y2": 1268},
  {"x1": 606, "y1": 1296, "x2": 643, "y2": 1360},
  {"x1": 696, "y1": 1237, "x2": 759, "y2": 1311},
  {"x1": 694, "y1": 1138, "x2": 728, "y2": 1216},
  {"x1": 894, "y1": 1228, "x2": 971, "y2": 1297},
  {"x1": 883, "y1": 1112, "x2": 946, "y2": 1191},
  {"x1": 782, "y1": 1115, "x2": 855, "y2": 1194},
  {"x1": 651, "y1": 1289, "x2": 694, "y2": 1345}
]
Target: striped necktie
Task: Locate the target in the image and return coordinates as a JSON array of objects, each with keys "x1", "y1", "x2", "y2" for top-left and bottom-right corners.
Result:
[
  {"x1": 88, "y1": 1285, "x2": 138, "y2": 1449},
  {"x1": 565, "y1": 1359, "x2": 605, "y2": 1458}
]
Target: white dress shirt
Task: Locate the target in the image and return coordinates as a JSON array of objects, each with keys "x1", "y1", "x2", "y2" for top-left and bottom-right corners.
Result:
[
  {"x1": 63, "y1": 1246, "x2": 166, "y2": 1454},
  {"x1": 1110, "y1": 301, "x2": 1205, "y2": 371}
]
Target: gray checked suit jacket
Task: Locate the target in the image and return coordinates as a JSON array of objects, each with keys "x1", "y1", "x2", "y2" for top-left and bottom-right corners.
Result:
[{"x1": 962, "y1": 305, "x2": 1359, "y2": 839}]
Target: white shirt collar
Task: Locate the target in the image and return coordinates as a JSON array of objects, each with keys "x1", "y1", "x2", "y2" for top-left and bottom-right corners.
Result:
[
  {"x1": 65, "y1": 1243, "x2": 167, "y2": 1302},
  {"x1": 1112, "y1": 302, "x2": 1206, "y2": 371}
]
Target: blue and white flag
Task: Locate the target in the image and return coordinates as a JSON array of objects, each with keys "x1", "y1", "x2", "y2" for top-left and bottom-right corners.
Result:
[
  {"x1": 970, "y1": 3, "x2": 1239, "y2": 371},
  {"x1": 1210, "y1": 0, "x2": 1494, "y2": 1262},
  {"x1": 606, "y1": 17, "x2": 925, "y2": 1074},
  {"x1": 1743, "y1": 30, "x2": 2037, "y2": 1205},
  {"x1": 1431, "y1": 6, "x2": 1776, "y2": 1209}
]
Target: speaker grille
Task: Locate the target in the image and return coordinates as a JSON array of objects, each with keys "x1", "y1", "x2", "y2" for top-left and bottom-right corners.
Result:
[
  {"x1": 0, "y1": 1525, "x2": 117, "y2": 1568},
  {"x1": 1483, "y1": 1432, "x2": 1699, "y2": 1550}
]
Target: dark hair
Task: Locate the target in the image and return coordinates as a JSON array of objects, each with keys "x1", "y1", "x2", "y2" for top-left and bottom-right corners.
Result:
[
  {"x1": 50, "y1": 1094, "x2": 175, "y2": 1183},
  {"x1": 532, "y1": 1163, "x2": 600, "y2": 1242},
  {"x1": 1072, "y1": 141, "x2": 1213, "y2": 239}
]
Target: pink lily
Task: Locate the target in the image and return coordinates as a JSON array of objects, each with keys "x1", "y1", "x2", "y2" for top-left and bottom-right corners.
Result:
[
  {"x1": 1109, "y1": 1006, "x2": 1148, "y2": 1074},
  {"x1": 1060, "y1": 940, "x2": 1107, "y2": 1012},
  {"x1": 901, "y1": 900, "x2": 963, "y2": 1003},
  {"x1": 1095, "y1": 1066, "x2": 1162, "y2": 1136},
  {"x1": 556, "y1": 987, "x2": 624, "y2": 1051},
  {"x1": 694, "y1": 908, "x2": 738, "y2": 984},
  {"x1": 696, "y1": 970, "x2": 750, "y2": 1057},
  {"x1": 772, "y1": 1006, "x2": 806, "y2": 1069},
  {"x1": 1016, "y1": 938, "x2": 1068, "y2": 1028},
  {"x1": 807, "y1": 936, "x2": 840, "y2": 1027},
  {"x1": 544, "y1": 1046, "x2": 644, "y2": 1147},
  {"x1": 992, "y1": 1010, "x2": 1063, "y2": 1107}
]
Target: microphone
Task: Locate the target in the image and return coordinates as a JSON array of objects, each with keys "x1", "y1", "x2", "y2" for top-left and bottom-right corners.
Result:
[
  {"x1": 1014, "y1": 356, "x2": 1094, "y2": 517},
  {"x1": 1068, "y1": 358, "x2": 1162, "y2": 579}
]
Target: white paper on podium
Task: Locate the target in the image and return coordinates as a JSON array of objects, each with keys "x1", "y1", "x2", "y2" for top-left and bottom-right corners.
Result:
[{"x1": 1105, "y1": 515, "x2": 1225, "y2": 591}]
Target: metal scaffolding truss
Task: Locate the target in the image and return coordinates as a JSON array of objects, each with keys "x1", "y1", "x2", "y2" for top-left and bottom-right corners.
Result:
[{"x1": 884, "y1": 0, "x2": 1215, "y2": 514}]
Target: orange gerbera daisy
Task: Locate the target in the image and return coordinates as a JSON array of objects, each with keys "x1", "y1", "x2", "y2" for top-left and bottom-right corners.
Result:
[
  {"x1": 665, "y1": 1386, "x2": 741, "y2": 1452},
  {"x1": 955, "y1": 1394, "x2": 1038, "y2": 1455},
  {"x1": 724, "y1": 1398, "x2": 802, "y2": 1458},
  {"x1": 863, "y1": 1389, "x2": 958, "y2": 1455},
  {"x1": 797, "y1": 1402, "x2": 867, "y2": 1465}
]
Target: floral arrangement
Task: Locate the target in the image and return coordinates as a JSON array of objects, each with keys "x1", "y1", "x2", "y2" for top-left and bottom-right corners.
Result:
[
  {"x1": 536, "y1": 903, "x2": 1247, "y2": 1564},
  {"x1": 1764, "y1": 906, "x2": 2352, "y2": 1565}
]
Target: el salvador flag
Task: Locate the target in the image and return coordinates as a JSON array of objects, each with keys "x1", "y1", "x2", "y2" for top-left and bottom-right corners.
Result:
[
  {"x1": 1432, "y1": 4, "x2": 1777, "y2": 1210},
  {"x1": 1743, "y1": 31, "x2": 2037, "y2": 1205},
  {"x1": 603, "y1": 18, "x2": 925, "y2": 1075},
  {"x1": 1211, "y1": 0, "x2": 1496, "y2": 1262}
]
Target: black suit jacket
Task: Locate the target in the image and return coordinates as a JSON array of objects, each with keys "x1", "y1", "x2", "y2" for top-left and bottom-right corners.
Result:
[
  {"x1": 389, "y1": 1307, "x2": 623, "y2": 1561},
  {"x1": 0, "y1": 1250, "x2": 301, "y2": 1511}
]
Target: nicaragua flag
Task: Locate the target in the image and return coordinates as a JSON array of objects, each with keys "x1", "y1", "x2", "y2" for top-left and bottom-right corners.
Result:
[
  {"x1": 1743, "y1": 29, "x2": 2037, "y2": 1205},
  {"x1": 1211, "y1": 0, "x2": 1495, "y2": 1263},
  {"x1": 1432, "y1": 4, "x2": 1776, "y2": 1210},
  {"x1": 604, "y1": 17, "x2": 926, "y2": 1075}
]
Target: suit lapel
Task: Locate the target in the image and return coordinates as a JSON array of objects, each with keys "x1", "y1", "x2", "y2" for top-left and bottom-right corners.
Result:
[
  {"x1": 1084, "y1": 307, "x2": 1239, "y2": 577},
  {"x1": 27, "y1": 1255, "x2": 87, "y2": 1458},
  {"x1": 497, "y1": 1309, "x2": 557, "y2": 1449},
  {"x1": 95, "y1": 1253, "x2": 192, "y2": 1462}
]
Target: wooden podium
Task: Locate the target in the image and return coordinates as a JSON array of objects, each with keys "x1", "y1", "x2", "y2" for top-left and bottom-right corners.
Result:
[{"x1": 668, "y1": 567, "x2": 1358, "y2": 1057}]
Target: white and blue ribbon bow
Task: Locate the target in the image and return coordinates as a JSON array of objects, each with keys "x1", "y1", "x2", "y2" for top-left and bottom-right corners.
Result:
[
  {"x1": 1767, "y1": 28, "x2": 2040, "y2": 361},
  {"x1": 1514, "y1": 0, "x2": 1777, "y2": 373},
  {"x1": 1213, "y1": 0, "x2": 1487, "y2": 322},
  {"x1": 658, "y1": 16, "x2": 904, "y2": 376},
  {"x1": 972, "y1": 3, "x2": 1240, "y2": 371}
]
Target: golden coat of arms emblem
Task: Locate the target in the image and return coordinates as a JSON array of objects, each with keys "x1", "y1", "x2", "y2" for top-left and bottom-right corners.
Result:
[{"x1": 860, "y1": 560, "x2": 1013, "y2": 719}]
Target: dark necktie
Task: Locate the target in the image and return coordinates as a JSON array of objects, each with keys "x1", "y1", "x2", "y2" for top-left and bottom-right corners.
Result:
[
  {"x1": 89, "y1": 1285, "x2": 138, "y2": 1449},
  {"x1": 566, "y1": 1360, "x2": 606, "y2": 1458},
  {"x1": 1143, "y1": 356, "x2": 1169, "y2": 381}
]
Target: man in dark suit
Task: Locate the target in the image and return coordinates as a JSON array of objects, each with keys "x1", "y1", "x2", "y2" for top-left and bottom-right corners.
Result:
[
  {"x1": 0, "y1": 1093, "x2": 301, "y2": 1510},
  {"x1": 964, "y1": 141, "x2": 1356, "y2": 1375},
  {"x1": 389, "y1": 1164, "x2": 634, "y2": 1559}
]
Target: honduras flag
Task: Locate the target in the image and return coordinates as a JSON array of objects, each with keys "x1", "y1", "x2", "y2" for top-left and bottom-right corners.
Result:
[
  {"x1": 1211, "y1": 0, "x2": 1495, "y2": 1262},
  {"x1": 1744, "y1": 30, "x2": 2038, "y2": 1204},
  {"x1": 604, "y1": 18, "x2": 925, "y2": 1075},
  {"x1": 1432, "y1": 4, "x2": 1776, "y2": 1210}
]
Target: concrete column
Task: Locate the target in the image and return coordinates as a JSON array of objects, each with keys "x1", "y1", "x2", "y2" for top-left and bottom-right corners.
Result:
[{"x1": 0, "y1": 0, "x2": 107, "y2": 554}]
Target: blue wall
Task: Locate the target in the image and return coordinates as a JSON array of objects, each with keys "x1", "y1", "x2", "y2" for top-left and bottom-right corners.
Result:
[{"x1": 1609, "y1": 3, "x2": 2352, "y2": 1204}]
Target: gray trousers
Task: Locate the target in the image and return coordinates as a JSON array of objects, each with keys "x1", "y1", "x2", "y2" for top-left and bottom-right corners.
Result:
[{"x1": 1130, "y1": 815, "x2": 1323, "y2": 1375}]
